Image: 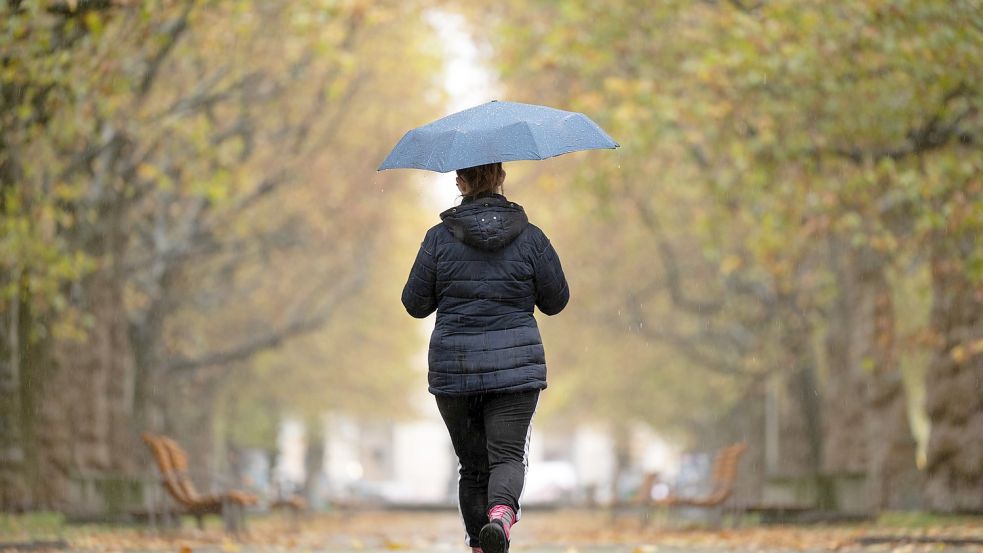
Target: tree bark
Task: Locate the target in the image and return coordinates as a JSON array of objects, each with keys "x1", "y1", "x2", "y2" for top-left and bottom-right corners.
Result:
[
  {"x1": 775, "y1": 314, "x2": 824, "y2": 480},
  {"x1": 302, "y1": 421, "x2": 325, "y2": 504},
  {"x1": 29, "y1": 174, "x2": 139, "y2": 508},
  {"x1": 861, "y1": 253, "x2": 922, "y2": 510},
  {"x1": 766, "y1": 299, "x2": 838, "y2": 508},
  {"x1": 824, "y1": 238, "x2": 922, "y2": 510},
  {"x1": 822, "y1": 238, "x2": 869, "y2": 476},
  {"x1": 34, "y1": 269, "x2": 136, "y2": 509},
  {"x1": 923, "y1": 236, "x2": 983, "y2": 512},
  {"x1": 1, "y1": 273, "x2": 33, "y2": 510}
]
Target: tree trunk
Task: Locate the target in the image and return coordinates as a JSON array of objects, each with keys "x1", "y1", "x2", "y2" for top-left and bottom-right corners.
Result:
[
  {"x1": 129, "y1": 298, "x2": 172, "y2": 435},
  {"x1": 34, "y1": 269, "x2": 137, "y2": 509},
  {"x1": 824, "y1": 239, "x2": 921, "y2": 510},
  {"x1": 738, "y1": 390, "x2": 767, "y2": 505},
  {"x1": 822, "y1": 238, "x2": 868, "y2": 476},
  {"x1": 0, "y1": 273, "x2": 44, "y2": 510},
  {"x1": 302, "y1": 421, "x2": 325, "y2": 505},
  {"x1": 923, "y1": 237, "x2": 983, "y2": 512},
  {"x1": 610, "y1": 421, "x2": 632, "y2": 504},
  {"x1": 697, "y1": 384, "x2": 766, "y2": 504},
  {"x1": 165, "y1": 374, "x2": 227, "y2": 493},
  {"x1": 862, "y1": 255, "x2": 922, "y2": 510},
  {"x1": 776, "y1": 319, "x2": 824, "y2": 480},
  {"x1": 0, "y1": 275, "x2": 26, "y2": 509},
  {"x1": 770, "y1": 302, "x2": 838, "y2": 508}
]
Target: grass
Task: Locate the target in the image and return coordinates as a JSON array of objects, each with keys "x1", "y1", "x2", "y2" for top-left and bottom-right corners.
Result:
[
  {"x1": 875, "y1": 510, "x2": 983, "y2": 529},
  {"x1": 0, "y1": 511, "x2": 66, "y2": 540}
]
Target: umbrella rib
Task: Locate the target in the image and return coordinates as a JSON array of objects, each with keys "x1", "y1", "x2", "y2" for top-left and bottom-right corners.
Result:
[
  {"x1": 422, "y1": 129, "x2": 450, "y2": 172},
  {"x1": 443, "y1": 129, "x2": 464, "y2": 172},
  {"x1": 508, "y1": 121, "x2": 546, "y2": 162}
]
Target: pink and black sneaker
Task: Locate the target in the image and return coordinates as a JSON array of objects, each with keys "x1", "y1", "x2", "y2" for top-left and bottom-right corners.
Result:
[{"x1": 479, "y1": 505, "x2": 515, "y2": 553}]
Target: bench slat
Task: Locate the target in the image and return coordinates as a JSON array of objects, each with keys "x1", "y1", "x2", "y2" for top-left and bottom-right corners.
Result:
[{"x1": 654, "y1": 442, "x2": 747, "y2": 508}]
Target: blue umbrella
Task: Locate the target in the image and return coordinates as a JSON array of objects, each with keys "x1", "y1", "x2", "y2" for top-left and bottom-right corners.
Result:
[{"x1": 378, "y1": 100, "x2": 619, "y2": 173}]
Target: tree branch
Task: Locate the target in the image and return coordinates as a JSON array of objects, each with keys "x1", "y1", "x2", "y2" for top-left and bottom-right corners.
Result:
[
  {"x1": 624, "y1": 301, "x2": 743, "y2": 376},
  {"x1": 630, "y1": 194, "x2": 726, "y2": 315},
  {"x1": 44, "y1": 0, "x2": 116, "y2": 17},
  {"x1": 136, "y1": 0, "x2": 194, "y2": 100},
  {"x1": 165, "y1": 262, "x2": 369, "y2": 373},
  {"x1": 828, "y1": 83, "x2": 977, "y2": 164},
  {"x1": 726, "y1": 0, "x2": 764, "y2": 13},
  {"x1": 152, "y1": 69, "x2": 269, "y2": 121}
]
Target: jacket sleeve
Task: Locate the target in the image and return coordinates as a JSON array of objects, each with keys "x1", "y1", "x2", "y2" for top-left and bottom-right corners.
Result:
[
  {"x1": 401, "y1": 230, "x2": 438, "y2": 318},
  {"x1": 531, "y1": 232, "x2": 569, "y2": 316}
]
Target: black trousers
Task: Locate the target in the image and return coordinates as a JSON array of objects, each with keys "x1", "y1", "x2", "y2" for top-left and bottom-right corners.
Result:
[{"x1": 436, "y1": 390, "x2": 540, "y2": 547}]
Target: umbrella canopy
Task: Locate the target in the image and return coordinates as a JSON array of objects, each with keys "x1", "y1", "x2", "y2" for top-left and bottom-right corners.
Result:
[{"x1": 378, "y1": 100, "x2": 619, "y2": 173}]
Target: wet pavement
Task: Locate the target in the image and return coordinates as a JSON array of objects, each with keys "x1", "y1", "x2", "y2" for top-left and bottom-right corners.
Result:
[{"x1": 5, "y1": 510, "x2": 983, "y2": 553}]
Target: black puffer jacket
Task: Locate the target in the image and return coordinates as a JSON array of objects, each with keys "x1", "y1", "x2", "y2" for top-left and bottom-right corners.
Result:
[{"x1": 402, "y1": 193, "x2": 569, "y2": 396}]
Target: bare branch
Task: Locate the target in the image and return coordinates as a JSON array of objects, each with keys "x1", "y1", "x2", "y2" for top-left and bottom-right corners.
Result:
[
  {"x1": 44, "y1": 0, "x2": 116, "y2": 17},
  {"x1": 624, "y1": 301, "x2": 742, "y2": 376},
  {"x1": 967, "y1": 0, "x2": 983, "y2": 35},
  {"x1": 727, "y1": 0, "x2": 764, "y2": 13},
  {"x1": 288, "y1": 10, "x2": 367, "y2": 152},
  {"x1": 137, "y1": 0, "x2": 194, "y2": 100},
  {"x1": 828, "y1": 83, "x2": 978, "y2": 164},
  {"x1": 165, "y1": 262, "x2": 369, "y2": 373},
  {"x1": 630, "y1": 194, "x2": 725, "y2": 315},
  {"x1": 188, "y1": 172, "x2": 293, "y2": 242},
  {"x1": 152, "y1": 69, "x2": 270, "y2": 121}
]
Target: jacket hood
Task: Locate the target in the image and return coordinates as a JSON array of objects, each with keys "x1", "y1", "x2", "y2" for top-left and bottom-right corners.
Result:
[{"x1": 440, "y1": 194, "x2": 529, "y2": 251}]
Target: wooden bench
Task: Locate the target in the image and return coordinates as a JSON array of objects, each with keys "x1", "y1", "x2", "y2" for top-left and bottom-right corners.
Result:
[
  {"x1": 630, "y1": 472, "x2": 661, "y2": 507},
  {"x1": 142, "y1": 432, "x2": 258, "y2": 532},
  {"x1": 270, "y1": 495, "x2": 308, "y2": 512},
  {"x1": 608, "y1": 470, "x2": 664, "y2": 524},
  {"x1": 651, "y1": 442, "x2": 747, "y2": 526},
  {"x1": 270, "y1": 494, "x2": 308, "y2": 530}
]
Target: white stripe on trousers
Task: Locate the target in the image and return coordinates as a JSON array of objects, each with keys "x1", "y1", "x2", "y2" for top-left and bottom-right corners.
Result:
[
  {"x1": 457, "y1": 461, "x2": 470, "y2": 547},
  {"x1": 517, "y1": 395, "x2": 538, "y2": 522},
  {"x1": 455, "y1": 394, "x2": 540, "y2": 545}
]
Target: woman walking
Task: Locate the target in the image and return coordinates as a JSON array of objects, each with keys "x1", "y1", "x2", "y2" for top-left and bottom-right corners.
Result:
[{"x1": 401, "y1": 162, "x2": 569, "y2": 553}]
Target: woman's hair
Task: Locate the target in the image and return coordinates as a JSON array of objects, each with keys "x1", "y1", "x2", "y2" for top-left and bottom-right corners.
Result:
[{"x1": 456, "y1": 163, "x2": 504, "y2": 198}]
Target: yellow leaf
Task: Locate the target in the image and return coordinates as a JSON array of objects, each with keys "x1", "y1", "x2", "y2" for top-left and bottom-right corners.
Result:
[
  {"x1": 720, "y1": 254, "x2": 743, "y2": 275},
  {"x1": 136, "y1": 163, "x2": 158, "y2": 181},
  {"x1": 950, "y1": 345, "x2": 968, "y2": 363}
]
